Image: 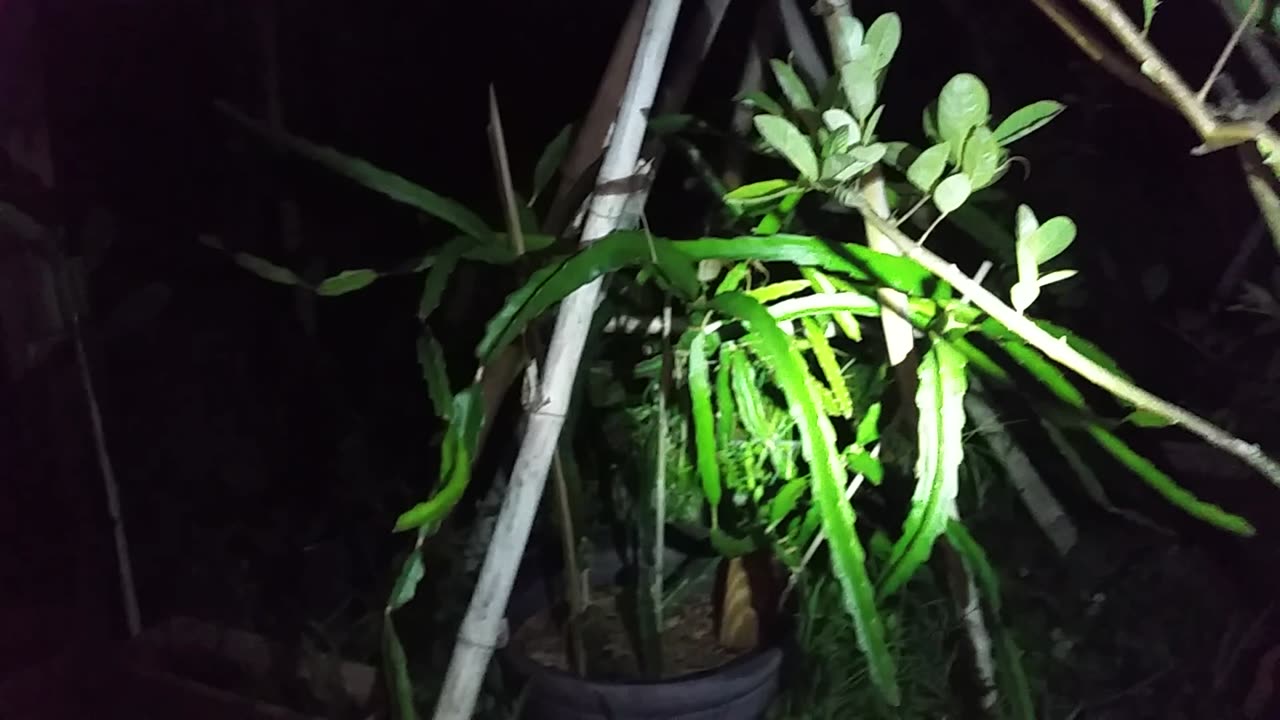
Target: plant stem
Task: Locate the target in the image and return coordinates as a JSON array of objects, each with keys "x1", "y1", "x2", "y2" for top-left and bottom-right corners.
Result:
[
  {"x1": 852, "y1": 202, "x2": 1280, "y2": 489},
  {"x1": 428, "y1": 4, "x2": 682, "y2": 717},
  {"x1": 1198, "y1": 0, "x2": 1261, "y2": 102}
]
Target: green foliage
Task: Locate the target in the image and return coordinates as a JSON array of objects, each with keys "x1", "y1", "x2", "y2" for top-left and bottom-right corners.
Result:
[
  {"x1": 879, "y1": 342, "x2": 969, "y2": 598},
  {"x1": 206, "y1": 5, "x2": 1271, "y2": 716}
]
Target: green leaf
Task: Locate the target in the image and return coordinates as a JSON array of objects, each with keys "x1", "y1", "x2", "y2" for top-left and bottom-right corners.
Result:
[
  {"x1": 393, "y1": 386, "x2": 485, "y2": 532},
  {"x1": 217, "y1": 102, "x2": 493, "y2": 241},
  {"x1": 1010, "y1": 280, "x2": 1040, "y2": 314},
  {"x1": 801, "y1": 316, "x2": 853, "y2": 418},
  {"x1": 831, "y1": 15, "x2": 865, "y2": 64},
  {"x1": 316, "y1": 269, "x2": 379, "y2": 296},
  {"x1": 847, "y1": 448, "x2": 884, "y2": 485},
  {"x1": 1143, "y1": 0, "x2": 1160, "y2": 33},
  {"x1": 822, "y1": 109, "x2": 861, "y2": 144},
  {"x1": 1037, "y1": 268, "x2": 1078, "y2": 287},
  {"x1": 863, "y1": 105, "x2": 885, "y2": 142},
  {"x1": 532, "y1": 123, "x2": 575, "y2": 202},
  {"x1": 689, "y1": 331, "x2": 723, "y2": 510},
  {"x1": 864, "y1": 14, "x2": 902, "y2": 71},
  {"x1": 839, "y1": 47, "x2": 879, "y2": 122},
  {"x1": 460, "y1": 232, "x2": 557, "y2": 264},
  {"x1": 229, "y1": 252, "x2": 303, "y2": 286},
  {"x1": 801, "y1": 268, "x2": 862, "y2": 341},
  {"x1": 770, "y1": 59, "x2": 815, "y2": 112},
  {"x1": 746, "y1": 279, "x2": 813, "y2": 304},
  {"x1": 880, "y1": 342, "x2": 968, "y2": 597},
  {"x1": 907, "y1": 142, "x2": 950, "y2": 191},
  {"x1": 1025, "y1": 216, "x2": 1077, "y2": 265},
  {"x1": 418, "y1": 240, "x2": 467, "y2": 321},
  {"x1": 725, "y1": 179, "x2": 794, "y2": 200},
  {"x1": 856, "y1": 402, "x2": 883, "y2": 447},
  {"x1": 723, "y1": 179, "x2": 796, "y2": 213},
  {"x1": 1015, "y1": 204, "x2": 1039, "y2": 242},
  {"x1": 936, "y1": 73, "x2": 990, "y2": 154},
  {"x1": 922, "y1": 102, "x2": 941, "y2": 143},
  {"x1": 960, "y1": 126, "x2": 1002, "y2": 190},
  {"x1": 1125, "y1": 408, "x2": 1176, "y2": 428},
  {"x1": 713, "y1": 292, "x2": 900, "y2": 706},
  {"x1": 388, "y1": 543, "x2": 426, "y2": 610},
  {"x1": 477, "y1": 233, "x2": 699, "y2": 363},
  {"x1": 990, "y1": 338, "x2": 1254, "y2": 536},
  {"x1": 646, "y1": 232, "x2": 932, "y2": 295},
  {"x1": 754, "y1": 115, "x2": 819, "y2": 182},
  {"x1": 769, "y1": 480, "x2": 808, "y2": 528},
  {"x1": 945, "y1": 522, "x2": 1036, "y2": 720},
  {"x1": 933, "y1": 174, "x2": 973, "y2": 215},
  {"x1": 993, "y1": 100, "x2": 1065, "y2": 146},
  {"x1": 382, "y1": 617, "x2": 419, "y2": 720},
  {"x1": 729, "y1": 349, "x2": 774, "y2": 443},
  {"x1": 737, "y1": 91, "x2": 786, "y2": 117},
  {"x1": 416, "y1": 330, "x2": 453, "y2": 421},
  {"x1": 1086, "y1": 422, "x2": 1254, "y2": 535},
  {"x1": 715, "y1": 261, "x2": 751, "y2": 296}
]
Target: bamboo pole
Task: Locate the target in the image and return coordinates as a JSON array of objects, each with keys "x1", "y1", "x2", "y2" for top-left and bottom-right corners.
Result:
[{"x1": 427, "y1": 3, "x2": 684, "y2": 718}]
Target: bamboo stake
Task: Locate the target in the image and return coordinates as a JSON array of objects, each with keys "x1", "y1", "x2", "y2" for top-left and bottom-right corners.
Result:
[{"x1": 428, "y1": 3, "x2": 684, "y2": 717}]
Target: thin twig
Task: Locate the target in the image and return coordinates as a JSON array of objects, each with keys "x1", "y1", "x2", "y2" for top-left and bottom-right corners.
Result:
[
  {"x1": 1027, "y1": 0, "x2": 1174, "y2": 108},
  {"x1": 1075, "y1": 0, "x2": 1276, "y2": 155},
  {"x1": 1198, "y1": 0, "x2": 1261, "y2": 102},
  {"x1": 487, "y1": 86, "x2": 587, "y2": 675},
  {"x1": 850, "y1": 200, "x2": 1280, "y2": 489}
]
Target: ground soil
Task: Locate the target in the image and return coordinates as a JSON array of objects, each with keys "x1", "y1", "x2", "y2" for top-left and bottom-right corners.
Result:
[{"x1": 511, "y1": 586, "x2": 750, "y2": 681}]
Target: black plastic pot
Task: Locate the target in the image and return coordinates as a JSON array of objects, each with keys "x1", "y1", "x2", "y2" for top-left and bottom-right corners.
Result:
[{"x1": 498, "y1": 551, "x2": 784, "y2": 720}]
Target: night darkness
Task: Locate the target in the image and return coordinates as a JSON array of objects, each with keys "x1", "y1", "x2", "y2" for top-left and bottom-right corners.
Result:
[{"x1": 4, "y1": 0, "x2": 1280, "y2": 718}]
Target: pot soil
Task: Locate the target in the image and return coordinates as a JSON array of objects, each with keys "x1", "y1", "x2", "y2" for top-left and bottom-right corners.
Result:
[{"x1": 499, "y1": 559, "x2": 784, "y2": 720}]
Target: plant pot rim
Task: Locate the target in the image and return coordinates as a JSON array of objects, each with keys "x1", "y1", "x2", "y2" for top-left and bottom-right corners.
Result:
[{"x1": 499, "y1": 552, "x2": 786, "y2": 691}]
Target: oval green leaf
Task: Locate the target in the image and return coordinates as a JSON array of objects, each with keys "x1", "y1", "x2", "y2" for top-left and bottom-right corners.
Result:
[
  {"x1": 961, "y1": 126, "x2": 1002, "y2": 190},
  {"x1": 737, "y1": 91, "x2": 786, "y2": 117},
  {"x1": 933, "y1": 173, "x2": 972, "y2": 214},
  {"x1": 839, "y1": 47, "x2": 878, "y2": 122},
  {"x1": 1015, "y1": 204, "x2": 1039, "y2": 242},
  {"x1": 754, "y1": 115, "x2": 819, "y2": 182},
  {"x1": 316, "y1": 269, "x2": 379, "y2": 296},
  {"x1": 992, "y1": 100, "x2": 1065, "y2": 146},
  {"x1": 907, "y1": 142, "x2": 950, "y2": 191},
  {"x1": 532, "y1": 122, "x2": 575, "y2": 202},
  {"x1": 231, "y1": 252, "x2": 301, "y2": 287},
  {"x1": 770, "y1": 59, "x2": 815, "y2": 112},
  {"x1": 1026, "y1": 216, "x2": 1077, "y2": 264},
  {"x1": 936, "y1": 73, "x2": 990, "y2": 152},
  {"x1": 864, "y1": 13, "x2": 902, "y2": 71}
]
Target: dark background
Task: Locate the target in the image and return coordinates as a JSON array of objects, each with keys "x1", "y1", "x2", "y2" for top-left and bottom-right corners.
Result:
[{"x1": 2, "y1": 0, "x2": 1276, "y2": 697}]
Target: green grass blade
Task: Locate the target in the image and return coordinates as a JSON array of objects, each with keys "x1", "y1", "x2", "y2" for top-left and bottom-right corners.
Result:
[
  {"x1": 416, "y1": 329, "x2": 453, "y2": 421},
  {"x1": 993, "y1": 337, "x2": 1254, "y2": 535},
  {"x1": 715, "y1": 344, "x2": 743, "y2": 494},
  {"x1": 944, "y1": 521, "x2": 1035, "y2": 720},
  {"x1": 418, "y1": 240, "x2": 467, "y2": 321},
  {"x1": 601, "y1": 230, "x2": 932, "y2": 295},
  {"x1": 217, "y1": 102, "x2": 494, "y2": 241},
  {"x1": 531, "y1": 123, "x2": 575, "y2": 203},
  {"x1": 689, "y1": 331, "x2": 723, "y2": 511},
  {"x1": 476, "y1": 234, "x2": 699, "y2": 363},
  {"x1": 712, "y1": 292, "x2": 900, "y2": 706},
  {"x1": 393, "y1": 385, "x2": 484, "y2": 532},
  {"x1": 801, "y1": 316, "x2": 853, "y2": 418},
  {"x1": 880, "y1": 341, "x2": 969, "y2": 597},
  {"x1": 382, "y1": 616, "x2": 419, "y2": 720},
  {"x1": 802, "y1": 267, "x2": 863, "y2": 341}
]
